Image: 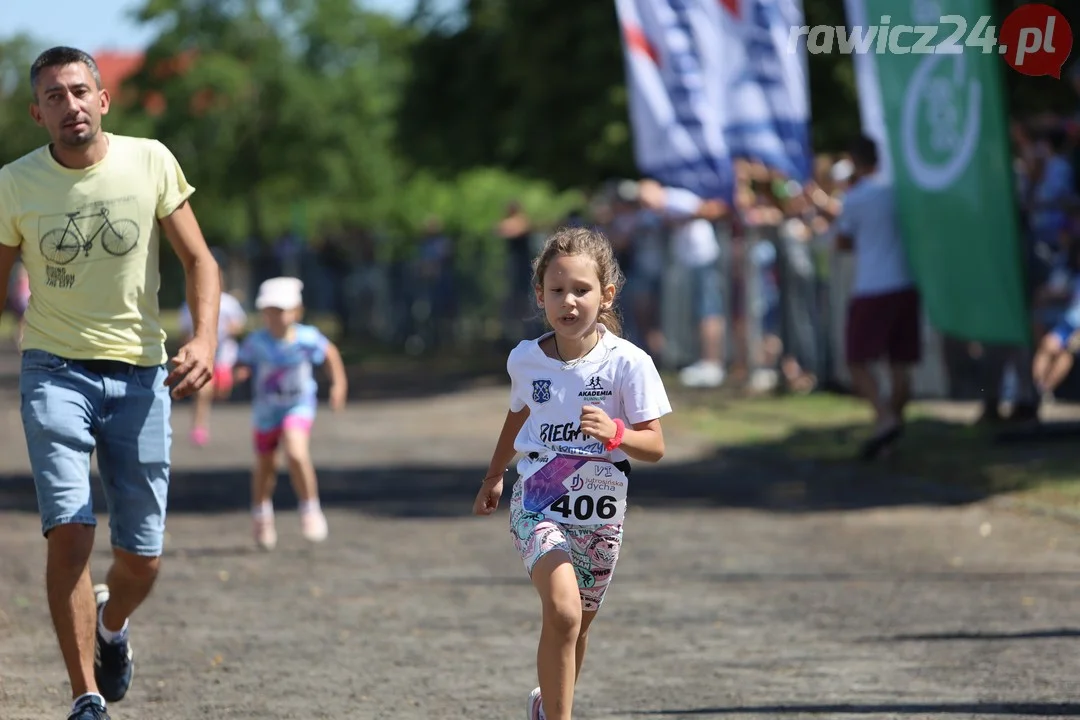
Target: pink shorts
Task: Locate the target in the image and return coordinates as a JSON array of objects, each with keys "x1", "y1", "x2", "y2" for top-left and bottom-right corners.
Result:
[
  {"x1": 254, "y1": 414, "x2": 313, "y2": 455},
  {"x1": 508, "y1": 480, "x2": 624, "y2": 612}
]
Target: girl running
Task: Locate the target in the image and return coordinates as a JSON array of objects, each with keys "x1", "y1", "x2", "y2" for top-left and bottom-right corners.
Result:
[
  {"x1": 178, "y1": 264, "x2": 248, "y2": 446},
  {"x1": 473, "y1": 226, "x2": 672, "y2": 720},
  {"x1": 233, "y1": 276, "x2": 348, "y2": 550}
]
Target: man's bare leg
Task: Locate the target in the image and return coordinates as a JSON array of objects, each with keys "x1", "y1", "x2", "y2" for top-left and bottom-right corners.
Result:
[{"x1": 45, "y1": 524, "x2": 99, "y2": 699}]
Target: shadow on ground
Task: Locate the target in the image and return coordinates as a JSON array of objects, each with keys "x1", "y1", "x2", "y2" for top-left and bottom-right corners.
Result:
[
  {"x1": 0, "y1": 440, "x2": 1007, "y2": 520},
  {"x1": 625, "y1": 702, "x2": 1080, "y2": 716},
  {"x1": 4, "y1": 355, "x2": 1080, "y2": 519},
  {"x1": 864, "y1": 628, "x2": 1080, "y2": 642}
]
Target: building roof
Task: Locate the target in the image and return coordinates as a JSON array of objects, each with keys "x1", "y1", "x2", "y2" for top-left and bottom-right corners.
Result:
[
  {"x1": 93, "y1": 50, "x2": 198, "y2": 115},
  {"x1": 94, "y1": 51, "x2": 145, "y2": 94}
]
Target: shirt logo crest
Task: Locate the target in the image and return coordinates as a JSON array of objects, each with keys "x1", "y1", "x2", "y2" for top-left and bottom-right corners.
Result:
[{"x1": 532, "y1": 379, "x2": 553, "y2": 404}]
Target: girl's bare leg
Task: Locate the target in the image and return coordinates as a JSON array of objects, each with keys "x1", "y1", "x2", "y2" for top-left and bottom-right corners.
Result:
[
  {"x1": 574, "y1": 610, "x2": 599, "y2": 681},
  {"x1": 282, "y1": 428, "x2": 318, "y2": 503},
  {"x1": 191, "y1": 382, "x2": 214, "y2": 443},
  {"x1": 282, "y1": 427, "x2": 327, "y2": 542},
  {"x1": 530, "y1": 551, "x2": 582, "y2": 720},
  {"x1": 251, "y1": 450, "x2": 278, "y2": 549}
]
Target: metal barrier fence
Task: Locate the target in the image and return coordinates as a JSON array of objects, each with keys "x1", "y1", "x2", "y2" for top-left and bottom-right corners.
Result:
[{"x1": 189, "y1": 227, "x2": 952, "y2": 397}]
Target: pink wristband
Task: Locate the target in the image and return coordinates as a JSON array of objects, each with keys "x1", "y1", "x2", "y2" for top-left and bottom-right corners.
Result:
[{"x1": 605, "y1": 418, "x2": 625, "y2": 452}]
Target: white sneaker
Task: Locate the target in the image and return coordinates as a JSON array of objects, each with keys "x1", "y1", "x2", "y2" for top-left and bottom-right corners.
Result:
[
  {"x1": 749, "y1": 368, "x2": 778, "y2": 392},
  {"x1": 679, "y1": 361, "x2": 725, "y2": 388},
  {"x1": 300, "y1": 508, "x2": 329, "y2": 543},
  {"x1": 527, "y1": 687, "x2": 545, "y2": 720},
  {"x1": 252, "y1": 515, "x2": 277, "y2": 550}
]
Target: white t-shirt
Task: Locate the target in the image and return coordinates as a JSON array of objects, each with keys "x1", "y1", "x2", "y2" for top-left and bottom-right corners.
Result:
[
  {"x1": 507, "y1": 325, "x2": 673, "y2": 464},
  {"x1": 179, "y1": 292, "x2": 247, "y2": 366},
  {"x1": 660, "y1": 186, "x2": 721, "y2": 268},
  {"x1": 834, "y1": 174, "x2": 914, "y2": 298}
]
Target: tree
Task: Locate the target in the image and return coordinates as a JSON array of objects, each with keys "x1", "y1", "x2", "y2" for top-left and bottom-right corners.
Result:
[
  {"x1": 395, "y1": 0, "x2": 635, "y2": 189},
  {"x1": 0, "y1": 36, "x2": 54, "y2": 165},
  {"x1": 122, "y1": 0, "x2": 413, "y2": 244}
]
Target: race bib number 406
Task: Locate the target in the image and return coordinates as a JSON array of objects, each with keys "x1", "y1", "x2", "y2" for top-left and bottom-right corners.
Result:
[{"x1": 521, "y1": 454, "x2": 628, "y2": 526}]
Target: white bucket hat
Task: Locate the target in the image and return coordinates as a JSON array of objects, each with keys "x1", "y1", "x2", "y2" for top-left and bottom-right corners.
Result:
[{"x1": 255, "y1": 276, "x2": 304, "y2": 310}]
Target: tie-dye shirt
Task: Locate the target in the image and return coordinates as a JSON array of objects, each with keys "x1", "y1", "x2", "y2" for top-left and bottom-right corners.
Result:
[{"x1": 237, "y1": 324, "x2": 329, "y2": 429}]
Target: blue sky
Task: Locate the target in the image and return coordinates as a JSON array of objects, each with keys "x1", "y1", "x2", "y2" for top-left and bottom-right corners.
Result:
[{"x1": 4, "y1": 0, "x2": 424, "y2": 53}]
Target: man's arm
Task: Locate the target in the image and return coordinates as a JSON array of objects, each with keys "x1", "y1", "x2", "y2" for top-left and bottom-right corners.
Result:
[
  {"x1": 639, "y1": 182, "x2": 720, "y2": 222},
  {"x1": 832, "y1": 194, "x2": 855, "y2": 253},
  {"x1": 806, "y1": 182, "x2": 842, "y2": 221},
  {"x1": 160, "y1": 200, "x2": 220, "y2": 398},
  {"x1": 0, "y1": 246, "x2": 18, "y2": 323},
  {"x1": 0, "y1": 168, "x2": 23, "y2": 322},
  {"x1": 695, "y1": 199, "x2": 729, "y2": 221}
]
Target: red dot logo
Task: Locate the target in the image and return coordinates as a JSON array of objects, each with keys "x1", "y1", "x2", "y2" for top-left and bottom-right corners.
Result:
[{"x1": 999, "y1": 3, "x2": 1072, "y2": 78}]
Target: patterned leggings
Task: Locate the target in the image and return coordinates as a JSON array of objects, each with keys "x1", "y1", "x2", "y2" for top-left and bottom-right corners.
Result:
[{"x1": 508, "y1": 479, "x2": 624, "y2": 612}]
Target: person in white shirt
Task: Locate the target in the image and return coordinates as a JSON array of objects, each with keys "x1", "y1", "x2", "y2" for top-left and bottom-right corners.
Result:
[
  {"x1": 473, "y1": 226, "x2": 672, "y2": 720},
  {"x1": 177, "y1": 260, "x2": 248, "y2": 446},
  {"x1": 637, "y1": 179, "x2": 729, "y2": 387},
  {"x1": 833, "y1": 136, "x2": 920, "y2": 459}
]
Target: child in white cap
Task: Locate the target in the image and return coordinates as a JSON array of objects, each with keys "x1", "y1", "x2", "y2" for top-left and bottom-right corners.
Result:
[{"x1": 233, "y1": 276, "x2": 348, "y2": 549}]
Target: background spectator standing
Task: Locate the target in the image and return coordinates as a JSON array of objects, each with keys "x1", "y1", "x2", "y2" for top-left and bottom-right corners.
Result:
[
  {"x1": 827, "y1": 136, "x2": 921, "y2": 458},
  {"x1": 638, "y1": 180, "x2": 729, "y2": 388}
]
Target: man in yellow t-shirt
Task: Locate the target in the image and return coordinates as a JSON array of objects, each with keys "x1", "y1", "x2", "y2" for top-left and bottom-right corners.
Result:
[{"x1": 0, "y1": 47, "x2": 221, "y2": 720}]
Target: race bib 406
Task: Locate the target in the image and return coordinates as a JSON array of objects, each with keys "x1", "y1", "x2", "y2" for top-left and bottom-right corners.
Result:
[{"x1": 522, "y1": 454, "x2": 627, "y2": 526}]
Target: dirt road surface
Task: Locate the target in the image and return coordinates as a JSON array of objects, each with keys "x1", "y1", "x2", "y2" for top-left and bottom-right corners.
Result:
[{"x1": 1, "y1": 359, "x2": 1078, "y2": 719}]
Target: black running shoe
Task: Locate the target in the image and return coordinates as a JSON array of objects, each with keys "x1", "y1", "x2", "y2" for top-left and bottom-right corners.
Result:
[
  {"x1": 67, "y1": 695, "x2": 110, "y2": 720},
  {"x1": 93, "y1": 584, "x2": 135, "y2": 703}
]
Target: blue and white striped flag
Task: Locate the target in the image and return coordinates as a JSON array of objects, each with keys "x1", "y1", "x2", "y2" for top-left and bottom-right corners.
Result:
[
  {"x1": 614, "y1": 0, "x2": 812, "y2": 198},
  {"x1": 724, "y1": 0, "x2": 813, "y2": 183},
  {"x1": 614, "y1": 0, "x2": 737, "y2": 200}
]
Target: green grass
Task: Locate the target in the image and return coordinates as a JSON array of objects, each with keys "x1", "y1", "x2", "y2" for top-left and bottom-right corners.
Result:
[{"x1": 666, "y1": 390, "x2": 1080, "y2": 514}]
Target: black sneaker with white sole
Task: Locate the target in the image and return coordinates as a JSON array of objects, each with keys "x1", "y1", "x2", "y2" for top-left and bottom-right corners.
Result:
[
  {"x1": 67, "y1": 695, "x2": 110, "y2": 720},
  {"x1": 93, "y1": 584, "x2": 134, "y2": 703}
]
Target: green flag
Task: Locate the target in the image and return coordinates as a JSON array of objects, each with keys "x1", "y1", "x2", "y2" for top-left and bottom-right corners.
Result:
[{"x1": 844, "y1": 0, "x2": 1030, "y2": 346}]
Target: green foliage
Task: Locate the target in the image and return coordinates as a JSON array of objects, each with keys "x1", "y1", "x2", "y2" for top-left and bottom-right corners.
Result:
[
  {"x1": 395, "y1": 0, "x2": 636, "y2": 190},
  {"x1": 117, "y1": 0, "x2": 413, "y2": 244},
  {"x1": 803, "y1": 0, "x2": 859, "y2": 152},
  {"x1": 396, "y1": 167, "x2": 583, "y2": 238},
  {"x1": 0, "y1": 35, "x2": 51, "y2": 165},
  {"x1": 995, "y1": 0, "x2": 1080, "y2": 116}
]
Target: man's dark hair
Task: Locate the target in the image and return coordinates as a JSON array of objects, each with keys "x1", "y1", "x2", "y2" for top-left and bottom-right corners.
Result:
[
  {"x1": 30, "y1": 46, "x2": 102, "y2": 97},
  {"x1": 849, "y1": 135, "x2": 879, "y2": 168}
]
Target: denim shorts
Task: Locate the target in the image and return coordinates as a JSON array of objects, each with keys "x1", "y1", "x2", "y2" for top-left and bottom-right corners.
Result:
[
  {"x1": 1051, "y1": 318, "x2": 1079, "y2": 348},
  {"x1": 688, "y1": 263, "x2": 724, "y2": 320},
  {"x1": 19, "y1": 349, "x2": 172, "y2": 556}
]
